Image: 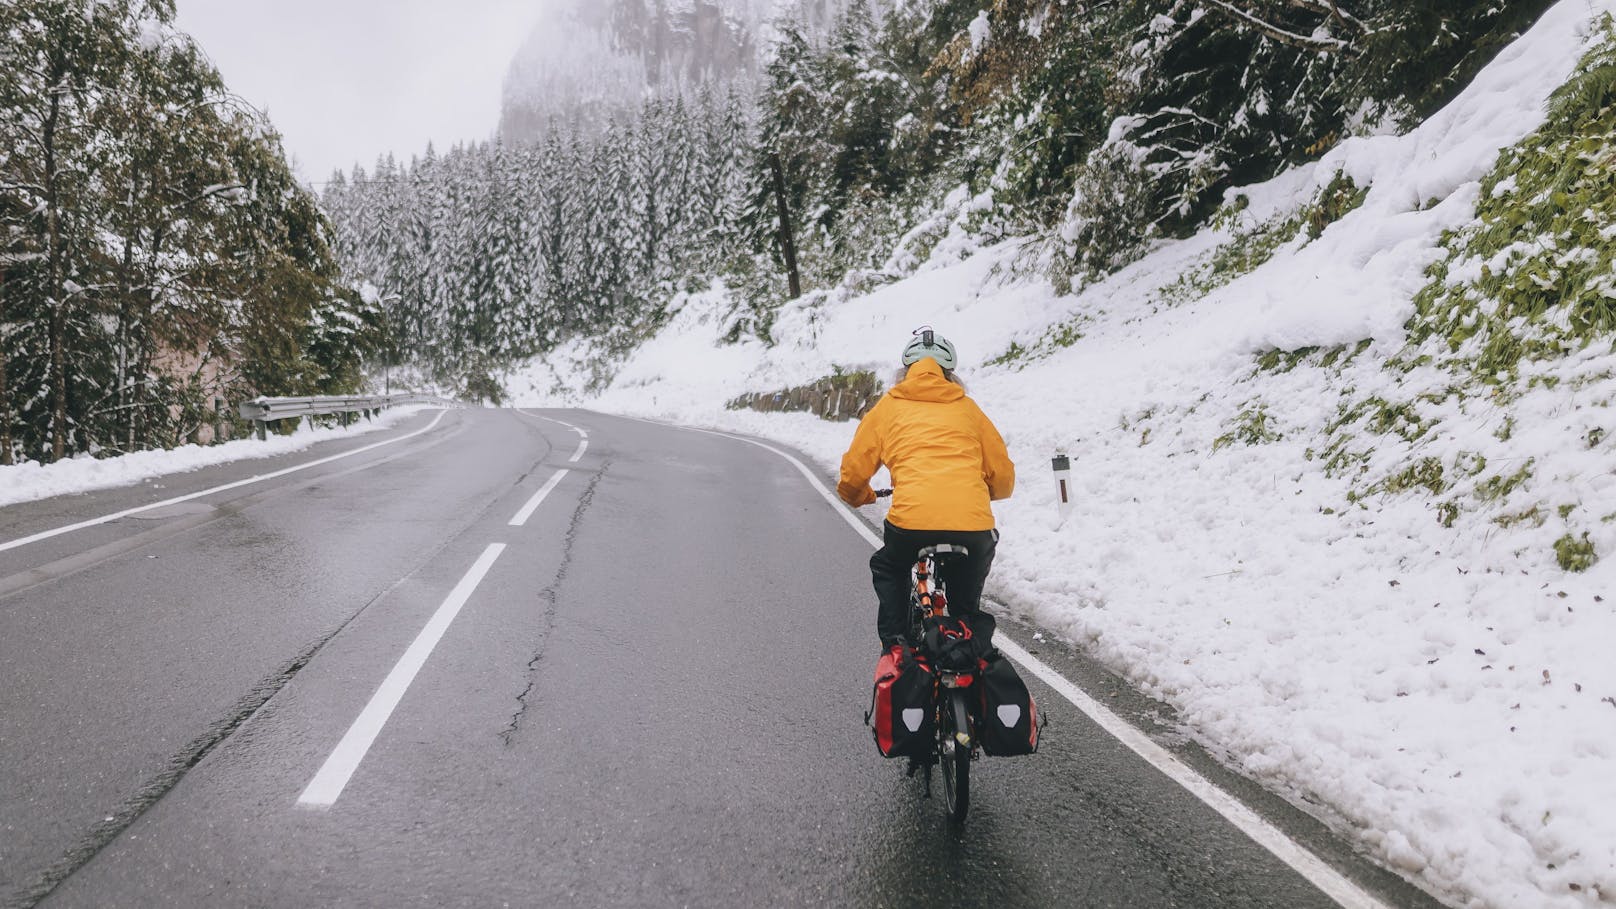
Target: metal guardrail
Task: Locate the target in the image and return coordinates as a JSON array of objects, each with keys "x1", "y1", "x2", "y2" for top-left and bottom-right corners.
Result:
[{"x1": 237, "y1": 394, "x2": 455, "y2": 440}]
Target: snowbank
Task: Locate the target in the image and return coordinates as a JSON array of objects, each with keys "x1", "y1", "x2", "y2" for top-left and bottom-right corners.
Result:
[
  {"x1": 510, "y1": 3, "x2": 1616, "y2": 906},
  {"x1": 0, "y1": 406, "x2": 435, "y2": 509}
]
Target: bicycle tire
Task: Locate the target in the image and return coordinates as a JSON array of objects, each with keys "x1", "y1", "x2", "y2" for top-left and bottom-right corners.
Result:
[{"x1": 940, "y1": 690, "x2": 971, "y2": 823}]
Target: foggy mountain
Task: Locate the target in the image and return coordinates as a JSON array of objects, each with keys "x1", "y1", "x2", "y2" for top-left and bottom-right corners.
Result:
[{"x1": 499, "y1": 0, "x2": 874, "y2": 141}]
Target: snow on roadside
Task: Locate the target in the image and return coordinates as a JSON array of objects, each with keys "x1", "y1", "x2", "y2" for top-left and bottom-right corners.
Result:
[
  {"x1": 512, "y1": 4, "x2": 1616, "y2": 907},
  {"x1": 0, "y1": 406, "x2": 436, "y2": 510}
]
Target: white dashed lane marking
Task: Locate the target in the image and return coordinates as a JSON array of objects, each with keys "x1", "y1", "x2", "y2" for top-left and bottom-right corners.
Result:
[
  {"x1": 298, "y1": 543, "x2": 506, "y2": 809},
  {"x1": 509, "y1": 471, "x2": 569, "y2": 527}
]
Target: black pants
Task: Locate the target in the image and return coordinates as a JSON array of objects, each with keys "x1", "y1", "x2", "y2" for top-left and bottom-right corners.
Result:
[{"x1": 871, "y1": 521, "x2": 998, "y2": 646}]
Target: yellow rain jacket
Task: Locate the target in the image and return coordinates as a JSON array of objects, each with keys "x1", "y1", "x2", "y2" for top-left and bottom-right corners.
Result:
[{"x1": 838, "y1": 358, "x2": 1015, "y2": 531}]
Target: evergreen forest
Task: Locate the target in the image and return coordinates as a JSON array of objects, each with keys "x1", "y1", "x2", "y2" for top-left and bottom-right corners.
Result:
[
  {"x1": 324, "y1": 0, "x2": 1555, "y2": 393},
  {"x1": 0, "y1": 0, "x2": 374, "y2": 465},
  {"x1": 1, "y1": 0, "x2": 1559, "y2": 463}
]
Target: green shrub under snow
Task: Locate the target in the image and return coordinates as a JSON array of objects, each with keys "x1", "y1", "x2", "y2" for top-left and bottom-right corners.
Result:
[
  {"x1": 1306, "y1": 20, "x2": 1616, "y2": 571},
  {"x1": 1408, "y1": 18, "x2": 1616, "y2": 380}
]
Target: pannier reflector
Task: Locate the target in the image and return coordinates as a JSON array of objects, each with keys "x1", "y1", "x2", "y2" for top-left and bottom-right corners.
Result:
[
  {"x1": 997, "y1": 704, "x2": 1021, "y2": 727},
  {"x1": 902, "y1": 708, "x2": 925, "y2": 732}
]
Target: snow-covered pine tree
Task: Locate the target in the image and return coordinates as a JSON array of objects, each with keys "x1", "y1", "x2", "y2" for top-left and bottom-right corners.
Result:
[
  {"x1": 685, "y1": 82, "x2": 725, "y2": 248},
  {"x1": 4, "y1": 0, "x2": 355, "y2": 459},
  {"x1": 398, "y1": 144, "x2": 441, "y2": 360},
  {"x1": 493, "y1": 140, "x2": 540, "y2": 357},
  {"x1": 530, "y1": 126, "x2": 579, "y2": 347},
  {"x1": 706, "y1": 85, "x2": 761, "y2": 274},
  {"x1": 659, "y1": 96, "x2": 701, "y2": 285},
  {"x1": 420, "y1": 141, "x2": 464, "y2": 369},
  {"x1": 593, "y1": 117, "x2": 636, "y2": 331},
  {"x1": 1056, "y1": 0, "x2": 1555, "y2": 278},
  {"x1": 2, "y1": 0, "x2": 136, "y2": 460}
]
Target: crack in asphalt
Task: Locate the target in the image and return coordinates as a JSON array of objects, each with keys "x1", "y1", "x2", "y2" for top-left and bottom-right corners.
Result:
[
  {"x1": 500, "y1": 461, "x2": 610, "y2": 746},
  {"x1": 3, "y1": 413, "x2": 564, "y2": 909},
  {"x1": 3, "y1": 631, "x2": 338, "y2": 909}
]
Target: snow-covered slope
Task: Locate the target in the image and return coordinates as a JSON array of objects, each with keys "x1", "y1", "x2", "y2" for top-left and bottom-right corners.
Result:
[{"x1": 511, "y1": 3, "x2": 1616, "y2": 906}]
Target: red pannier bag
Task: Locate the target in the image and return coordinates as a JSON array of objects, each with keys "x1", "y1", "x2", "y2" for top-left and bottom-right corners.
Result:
[
  {"x1": 866, "y1": 646, "x2": 934, "y2": 759},
  {"x1": 978, "y1": 654, "x2": 1039, "y2": 756}
]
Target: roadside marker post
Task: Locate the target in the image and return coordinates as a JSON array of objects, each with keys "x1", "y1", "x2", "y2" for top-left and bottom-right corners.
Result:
[{"x1": 1052, "y1": 453, "x2": 1073, "y2": 524}]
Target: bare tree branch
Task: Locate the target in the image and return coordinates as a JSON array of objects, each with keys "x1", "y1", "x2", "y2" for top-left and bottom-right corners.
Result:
[
  {"x1": 1286, "y1": 0, "x2": 1368, "y2": 34},
  {"x1": 1202, "y1": 0, "x2": 1360, "y2": 55}
]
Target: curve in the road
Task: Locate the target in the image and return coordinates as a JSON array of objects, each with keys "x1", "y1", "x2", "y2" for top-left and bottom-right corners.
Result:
[
  {"x1": 616, "y1": 413, "x2": 1396, "y2": 909},
  {"x1": 3, "y1": 408, "x2": 1440, "y2": 909}
]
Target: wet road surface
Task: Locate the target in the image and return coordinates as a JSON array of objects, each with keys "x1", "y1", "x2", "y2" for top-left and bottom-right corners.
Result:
[{"x1": 0, "y1": 408, "x2": 1447, "y2": 908}]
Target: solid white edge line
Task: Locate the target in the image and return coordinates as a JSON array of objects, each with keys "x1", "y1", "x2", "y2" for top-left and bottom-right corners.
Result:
[
  {"x1": 658, "y1": 422, "x2": 884, "y2": 549},
  {"x1": 509, "y1": 470, "x2": 569, "y2": 527},
  {"x1": 993, "y1": 636, "x2": 1388, "y2": 909},
  {"x1": 298, "y1": 543, "x2": 506, "y2": 809},
  {"x1": 614, "y1": 412, "x2": 1390, "y2": 909},
  {"x1": 520, "y1": 410, "x2": 582, "y2": 434},
  {"x1": 0, "y1": 409, "x2": 451, "y2": 555},
  {"x1": 515, "y1": 409, "x2": 589, "y2": 463}
]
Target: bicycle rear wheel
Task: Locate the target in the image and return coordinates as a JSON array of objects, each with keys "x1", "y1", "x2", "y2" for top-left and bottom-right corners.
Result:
[{"x1": 939, "y1": 690, "x2": 971, "y2": 823}]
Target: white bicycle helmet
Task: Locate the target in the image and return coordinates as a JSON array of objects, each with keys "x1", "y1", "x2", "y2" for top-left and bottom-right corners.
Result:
[{"x1": 901, "y1": 326, "x2": 957, "y2": 370}]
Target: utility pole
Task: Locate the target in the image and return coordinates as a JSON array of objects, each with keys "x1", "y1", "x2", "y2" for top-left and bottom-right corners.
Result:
[{"x1": 767, "y1": 151, "x2": 802, "y2": 300}]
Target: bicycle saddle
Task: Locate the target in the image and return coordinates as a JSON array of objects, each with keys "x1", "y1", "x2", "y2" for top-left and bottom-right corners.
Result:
[{"x1": 918, "y1": 543, "x2": 970, "y2": 561}]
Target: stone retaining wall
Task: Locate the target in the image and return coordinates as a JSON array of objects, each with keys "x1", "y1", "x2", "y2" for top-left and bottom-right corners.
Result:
[{"x1": 725, "y1": 371, "x2": 881, "y2": 422}]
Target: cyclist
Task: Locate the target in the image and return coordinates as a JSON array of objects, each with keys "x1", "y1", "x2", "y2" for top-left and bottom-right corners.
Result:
[{"x1": 838, "y1": 328, "x2": 1015, "y2": 652}]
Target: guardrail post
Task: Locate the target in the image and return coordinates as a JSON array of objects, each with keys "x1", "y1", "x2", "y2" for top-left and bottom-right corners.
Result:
[{"x1": 234, "y1": 393, "x2": 450, "y2": 441}]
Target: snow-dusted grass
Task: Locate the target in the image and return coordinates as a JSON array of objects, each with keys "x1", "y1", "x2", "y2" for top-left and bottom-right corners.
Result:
[
  {"x1": 0, "y1": 406, "x2": 434, "y2": 509},
  {"x1": 510, "y1": 3, "x2": 1616, "y2": 906}
]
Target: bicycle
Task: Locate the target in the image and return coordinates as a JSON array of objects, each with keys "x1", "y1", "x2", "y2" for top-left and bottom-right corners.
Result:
[
  {"x1": 875, "y1": 489, "x2": 981, "y2": 824},
  {"x1": 910, "y1": 542, "x2": 980, "y2": 823}
]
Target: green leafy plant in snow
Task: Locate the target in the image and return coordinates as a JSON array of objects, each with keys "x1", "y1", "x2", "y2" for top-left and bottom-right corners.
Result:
[
  {"x1": 1554, "y1": 533, "x2": 1598, "y2": 572},
  {"x1": 1215, "y1": 405, "x2": 1282, "y2": 450},
  {"x1": 1406, "y1": 19, "x2": 1616, "y2": 380}
]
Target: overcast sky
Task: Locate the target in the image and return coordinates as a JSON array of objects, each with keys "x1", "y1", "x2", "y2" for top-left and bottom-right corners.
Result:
[{"x1": 174, "y1": 0, "x2": 542, "y2": 184}]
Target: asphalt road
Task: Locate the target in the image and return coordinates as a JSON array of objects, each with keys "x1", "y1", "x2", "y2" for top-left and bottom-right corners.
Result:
[{"x1": 0, "y1": 408, "x2": 1447, "y2": 908}]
